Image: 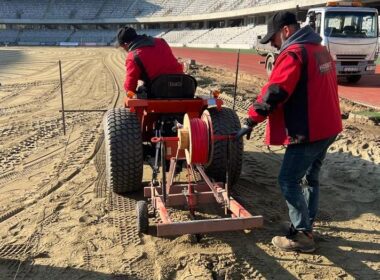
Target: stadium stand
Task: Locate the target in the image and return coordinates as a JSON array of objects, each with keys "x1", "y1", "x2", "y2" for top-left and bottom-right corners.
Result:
[
  {"x1": 0, "y1": 0, "x2": 276, "y2": 48},
  {"x1": 188, "y1": 26, "x2": 250, "y2": 47},
  {"x1": 97, "y1": 0, "x2": 135, "y2": 18},
  {"x1": 160, "y1": 29, "x2": 211, "y2": 47},
  {"x1": 47, "y1": 0, "x2": 105, "y2": 19},
  {"x1": 18, "y1": 29, "x2": 73, "y2": 44},
  {"x1": 225, "y1": 26, "x2": 257, "y2": 45},
  {"x1": 137, "y1": 29, "x2": 168, "y2": 38},
  {"x1": 0, "y1": 0, "x2": 48, "y2": 19},
  {"x1": 0, "y1": 0, "x2": 378, "y2": 50},
  {"x1": 0, "y1": 0, "x2": 285, "y2": 19},
  {"x1": 0, "y1": 29, "x2": 20, "y2": 43},
  {"x1": 69, "y1": 30, "x2": 113, "y2": 43},
  {"x1": 121, "y1": 0, "x2": 282, "y2": 17}
]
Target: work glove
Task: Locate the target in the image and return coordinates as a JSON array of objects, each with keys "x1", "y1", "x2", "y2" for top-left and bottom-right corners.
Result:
[
  {"x1": 235, "y1": 118, "x2": 256, "y2": 140},
  {"x1": 136, "y1": 85, "x2": 148, "y2": 98}
]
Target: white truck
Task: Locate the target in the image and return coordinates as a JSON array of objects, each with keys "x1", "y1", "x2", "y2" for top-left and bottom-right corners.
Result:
[{"x1": 257, "y1": 1, "x2": 379, "y2": 83}]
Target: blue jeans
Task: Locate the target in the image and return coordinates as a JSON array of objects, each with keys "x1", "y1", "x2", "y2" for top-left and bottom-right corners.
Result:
[{"x1": 278, "y1": 136, "x2": 337, "y2": 232}]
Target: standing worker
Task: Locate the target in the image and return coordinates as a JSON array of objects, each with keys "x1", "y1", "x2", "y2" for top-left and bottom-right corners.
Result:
[
  {"x1": 117, "y1": 26, "x2": 183, "y2": 97},
  {"x1": 236, "y1": 11, "x2": 342, "y2": 252}
]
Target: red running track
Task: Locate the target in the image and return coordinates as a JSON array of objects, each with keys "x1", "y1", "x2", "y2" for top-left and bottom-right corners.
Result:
[{"x1": 173, "y1": 48, "x2": 380, "y2": 109}]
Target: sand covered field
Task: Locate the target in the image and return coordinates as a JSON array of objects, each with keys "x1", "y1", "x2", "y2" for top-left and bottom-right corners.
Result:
[{"x1": 0, "y1": 47, "x2": 379, "y2": 280}]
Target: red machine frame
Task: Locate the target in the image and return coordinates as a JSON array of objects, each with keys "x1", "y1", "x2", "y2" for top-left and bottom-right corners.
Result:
[{"x1": 125, "y1": 96, "x2": 263, "y2": 237}]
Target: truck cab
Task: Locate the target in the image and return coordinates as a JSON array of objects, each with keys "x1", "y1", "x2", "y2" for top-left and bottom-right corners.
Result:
[
  {"x1": 306, "y1": 2, "x2": 378, "y2": 83},
  {"x1": 257, "y1": 1, "x2": 379, "y2": 83}
]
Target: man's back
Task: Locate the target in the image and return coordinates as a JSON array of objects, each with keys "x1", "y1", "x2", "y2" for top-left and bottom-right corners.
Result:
[{"x1": 124, "y1": 37, "x2": 183, "y2": 92}]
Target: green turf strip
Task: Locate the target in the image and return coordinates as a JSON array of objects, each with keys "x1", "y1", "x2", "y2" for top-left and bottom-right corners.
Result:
[{"x1": 355, "y1": 111, "x2": 380, "y2": 119}]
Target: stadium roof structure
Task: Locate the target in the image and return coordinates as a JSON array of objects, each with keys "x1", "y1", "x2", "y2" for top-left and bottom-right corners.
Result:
[{"x1": 0, "y1": 0, "x2": 379, "y2": 25}]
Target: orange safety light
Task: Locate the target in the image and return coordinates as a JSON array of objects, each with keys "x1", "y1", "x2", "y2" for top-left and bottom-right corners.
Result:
[
  {"x1": 326, "y1": 1, "x2": 338, "y2": 6},
  {"x1": 351, "y1": 0, "x2": 363, "y2": 6},
  {"x1": 326, "y1": 1, "x2": 363, "y2": 7},
  {"x1": 127, "y1": 91, "x2": 136, "y2": 98}
]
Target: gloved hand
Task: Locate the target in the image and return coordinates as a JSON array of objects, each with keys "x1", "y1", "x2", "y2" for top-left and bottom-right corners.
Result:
[
  {"x1": 235, "y1": 118, "x2": 256, "y2": 140},
  {"x1": 136, "y1": 85, "x2": 148, "y2": 98}
]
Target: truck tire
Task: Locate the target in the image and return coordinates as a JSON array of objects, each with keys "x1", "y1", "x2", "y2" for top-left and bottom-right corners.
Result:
[
  {"x1": 103, "y1": 108, "x2": 143, "y2": 194},
  {"x1": 136, "y1": 200, "x2": 149, "y2": 234},
  {"x1": 204, "y1": 107, "x2": 243, "y2": 187},
  {"x1": 346, "y1": 75, "x2": 361, "y2": 84},
  {"x1": 266, "y1": 55, "x2": 275, "y2": 76}
]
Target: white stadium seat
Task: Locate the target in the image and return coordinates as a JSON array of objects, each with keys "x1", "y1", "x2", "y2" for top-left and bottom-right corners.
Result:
[{"x1": 0, "y1": 0, "x2": 287, "y2": 48}]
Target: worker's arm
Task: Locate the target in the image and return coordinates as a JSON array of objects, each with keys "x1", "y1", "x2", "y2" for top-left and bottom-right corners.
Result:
[
  {"x1": 124, "y1": 56, "x2": 141, "y2": 93},
  {"x1": 248, "y1": 51, "x2": 302, "y2": 123}
]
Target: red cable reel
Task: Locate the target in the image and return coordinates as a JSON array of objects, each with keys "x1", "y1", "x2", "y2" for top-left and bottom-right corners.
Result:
[{"x1": 178, "y1": 114, "x2": 210, "y2": 165}]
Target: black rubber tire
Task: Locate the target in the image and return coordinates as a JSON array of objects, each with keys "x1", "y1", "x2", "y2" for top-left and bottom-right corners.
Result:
[
  {"x1": 103, "y1": 108, "x2": 143, "y2": 194},
  {"x1": 266, "y1": 55, "x2": 275, "y2": 76},
  {"x1": 136, "y1": 200, "x2": 149, "y2": 234},
  {"x1": 346, "y1": 75, "x2": 361, "y2": 84},
  {"x1": 205, "y1": 107, "x2": 243, "y2": 187}
]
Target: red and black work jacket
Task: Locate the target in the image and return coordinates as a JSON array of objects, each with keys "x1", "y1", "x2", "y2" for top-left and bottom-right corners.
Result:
[
  {"x1": 248, "y1": 26, "x2": 342, "y2": 145},
  {"x1": 124, "y1": 36, "x2": 183, "y2": 92}
]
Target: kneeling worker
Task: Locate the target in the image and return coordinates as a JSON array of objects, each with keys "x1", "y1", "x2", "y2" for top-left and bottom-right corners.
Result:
[{"x1": 117, "y1": 26, "x2": 184, "y2": 97}]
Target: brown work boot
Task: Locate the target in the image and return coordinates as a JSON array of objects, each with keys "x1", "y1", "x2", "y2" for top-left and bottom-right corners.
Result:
[{"x1": 272, "y1": 231, "x2": 316, "y2": 253}]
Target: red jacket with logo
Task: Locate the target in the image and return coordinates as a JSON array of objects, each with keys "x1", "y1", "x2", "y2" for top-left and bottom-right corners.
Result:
[
  {"x1": 248, "y1": 26, "x2": 342, "y2": 145},
  {"x1": 124, "y1": 37, "x2": 183, "y2": 92}
]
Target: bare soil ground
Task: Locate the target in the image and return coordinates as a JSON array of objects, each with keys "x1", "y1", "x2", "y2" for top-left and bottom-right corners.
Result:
[{"x1": 0, "y1": 47, "x2": 379, "y2": 280}]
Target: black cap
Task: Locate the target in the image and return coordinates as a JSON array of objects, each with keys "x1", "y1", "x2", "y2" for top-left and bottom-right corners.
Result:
[
  {"x1": 260, "y1": 11, "x2": 298, "y2": 44},
  {"x1": 116, "y1": 26, "x2": 138, "y2": 47}
]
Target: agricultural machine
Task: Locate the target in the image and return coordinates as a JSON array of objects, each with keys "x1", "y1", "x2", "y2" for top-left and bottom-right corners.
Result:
[{"x1": 103, "y1": 74, "x2": 263, "y2": 236}]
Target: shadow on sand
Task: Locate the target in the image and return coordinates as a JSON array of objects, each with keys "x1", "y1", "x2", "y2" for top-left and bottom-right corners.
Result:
[
  {"x1": 0, "y1": 257, "x2": 141, "y2": 280},
  {"x1": 209, "y1": 149, "x2": 380, "y2": 279}
]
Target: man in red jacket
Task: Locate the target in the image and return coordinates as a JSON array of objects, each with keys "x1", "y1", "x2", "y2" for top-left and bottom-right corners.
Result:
[
  {"x1": 117, "y1": 26, "x2": 183, "y2": 97},
  {"x1": 237, "y1": 11, "x2": 342, "y2": 252}
]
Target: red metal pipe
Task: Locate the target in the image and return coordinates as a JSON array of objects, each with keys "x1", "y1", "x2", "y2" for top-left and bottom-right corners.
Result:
[
  {"x1": 156, "y1": 216, "x2": 263, "y2": 236},
  {"x1": 151, "y1": 136, "x2": 179, "y2": 143},
  {"x1": 156, "y1": 197, "x2": 172, "y2": 224}
]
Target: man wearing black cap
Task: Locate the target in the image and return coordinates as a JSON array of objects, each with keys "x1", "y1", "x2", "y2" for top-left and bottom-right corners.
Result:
[
  {"x1": 237, "y1": 11, "x2": 342, "y2": 252},
  {"x1": 117, "y1": 26, "x2": 183, "y2": 96}
]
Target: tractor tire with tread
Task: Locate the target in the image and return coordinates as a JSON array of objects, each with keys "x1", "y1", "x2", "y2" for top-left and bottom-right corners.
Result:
[
  {"x1": 136, "y1": 200, "x2": 149, "y2": 234},
  {"x1": 205, "y1": 107, "x2": 243, "y2": 187},
  {"x1": 103, "y1": 108, "x2": 143, "y2": 194}
]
